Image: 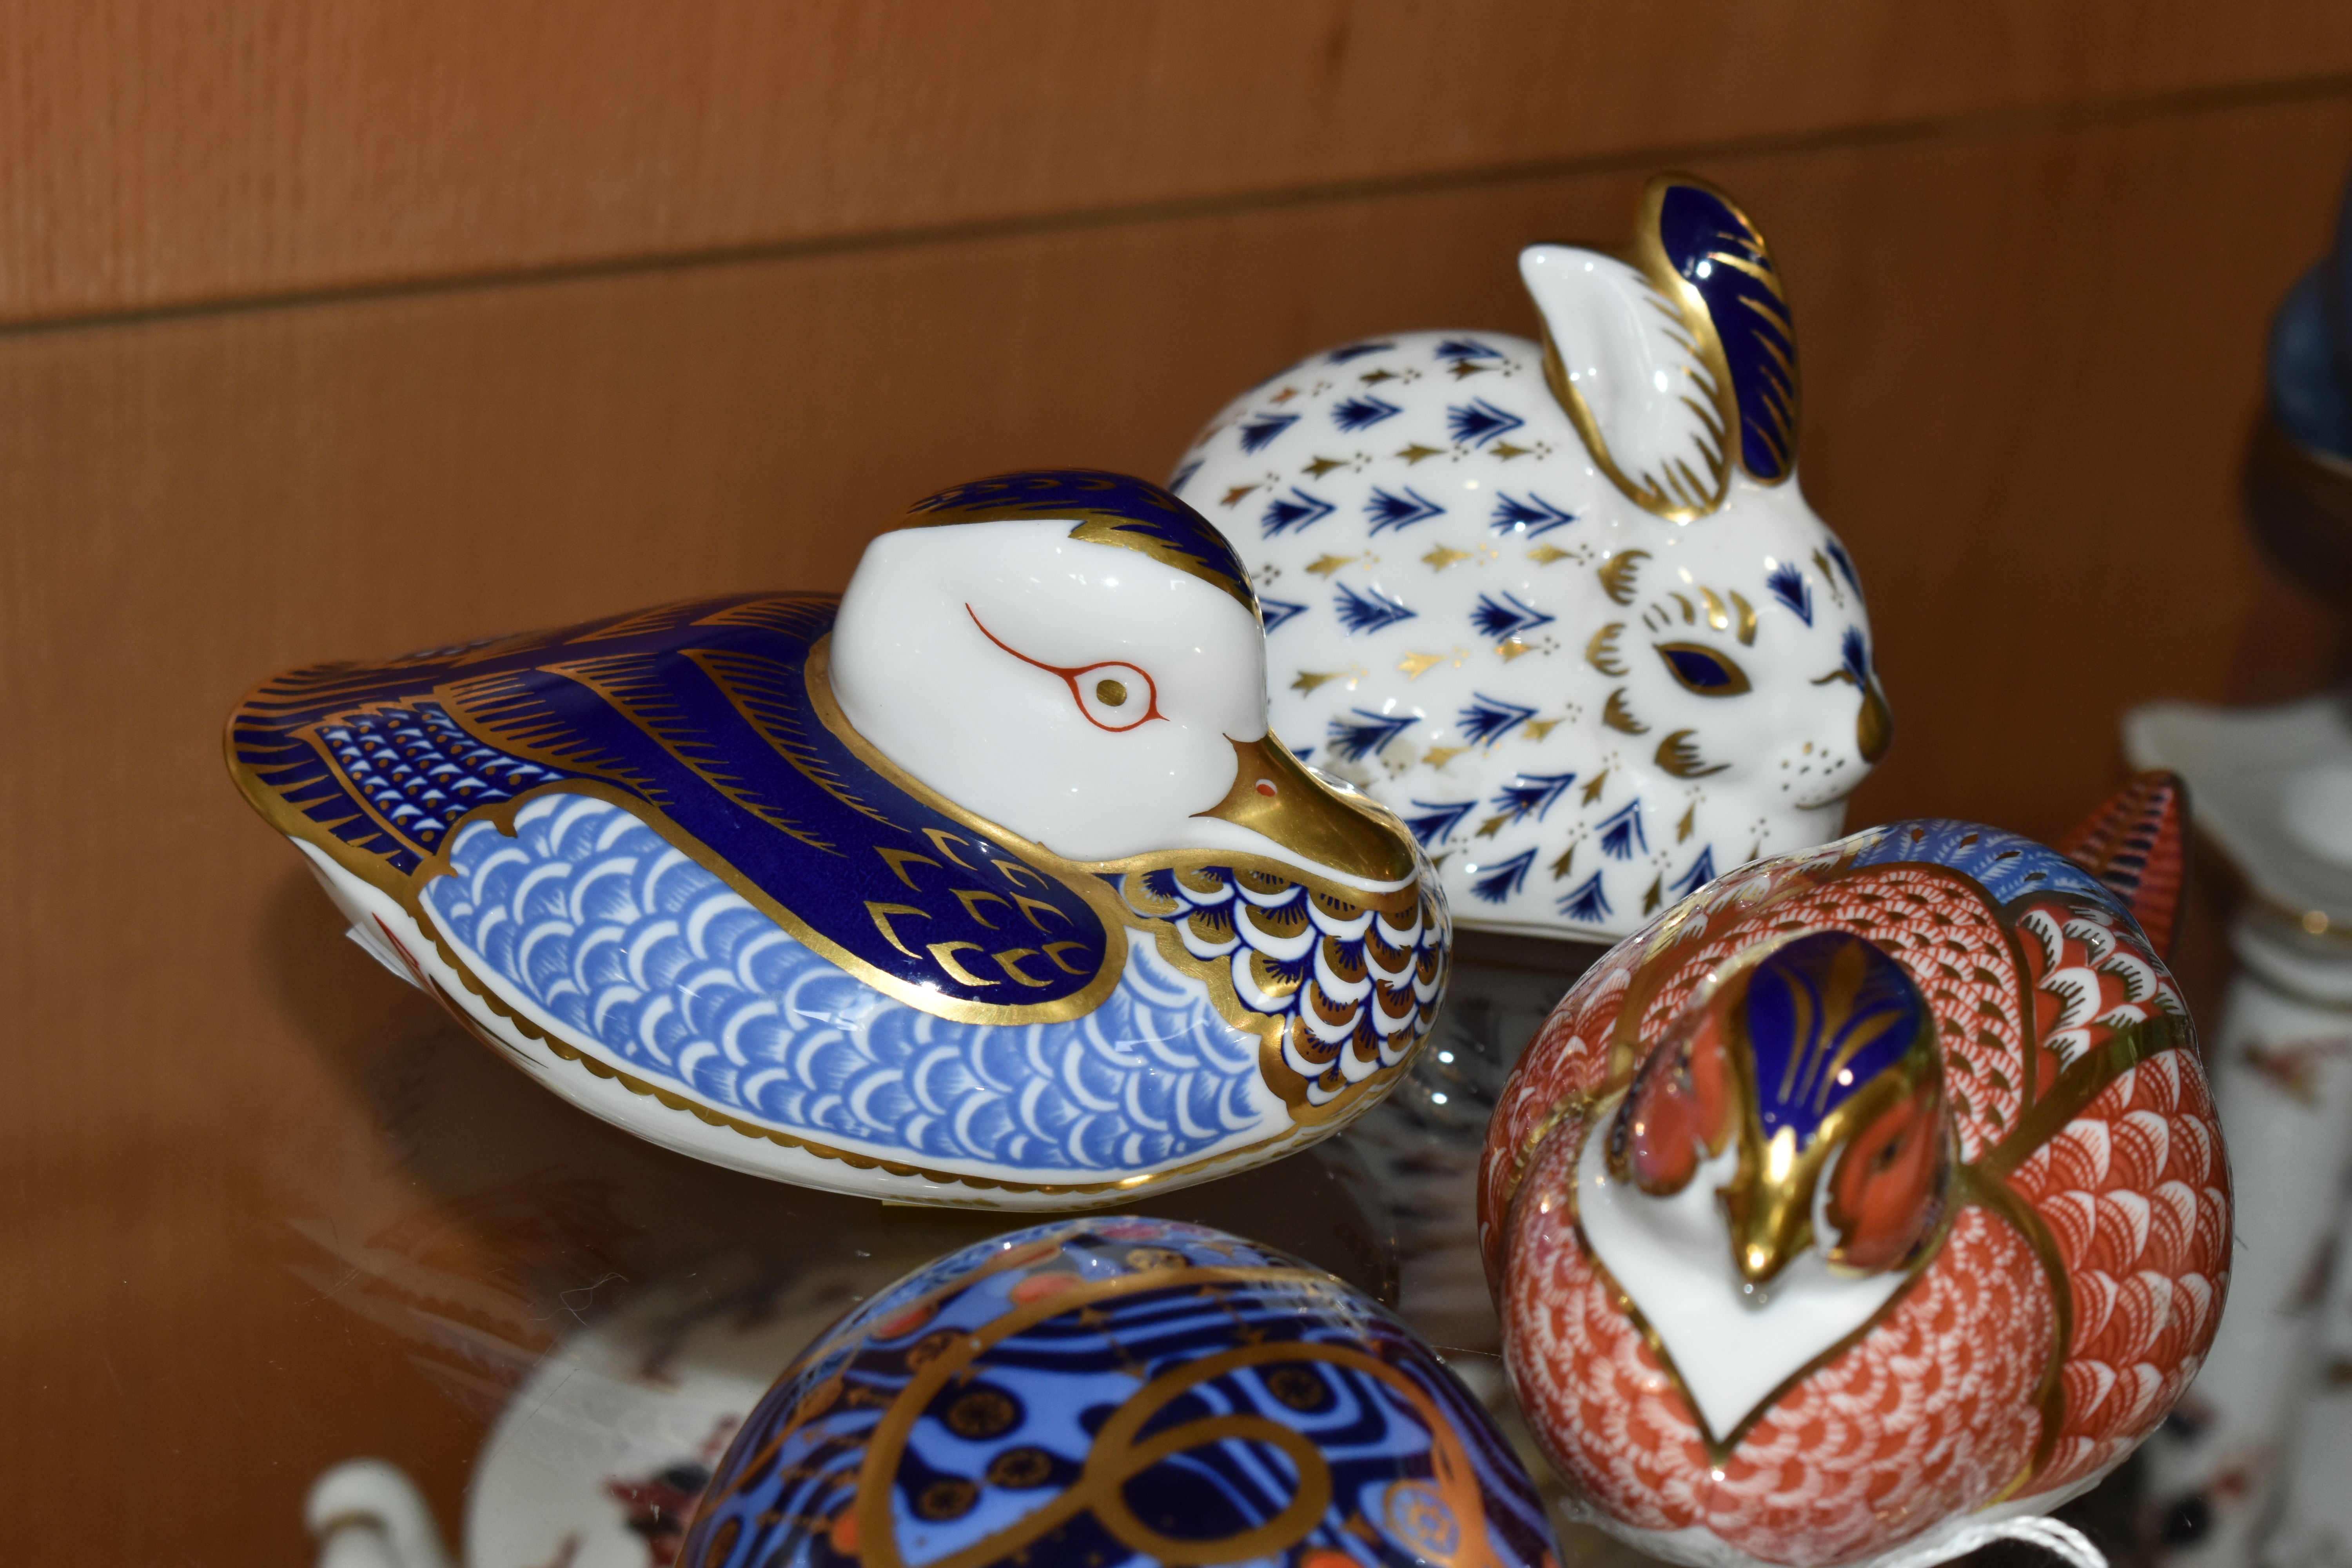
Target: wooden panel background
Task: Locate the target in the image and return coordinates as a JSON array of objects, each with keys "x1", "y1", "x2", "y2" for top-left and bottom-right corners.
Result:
[
  {"x1": 8, "y1": 1, "x2": 2352, "y2": 326},
  {"x1": 5, "y1": 6, "x2": 2352, "y2": 1560}
]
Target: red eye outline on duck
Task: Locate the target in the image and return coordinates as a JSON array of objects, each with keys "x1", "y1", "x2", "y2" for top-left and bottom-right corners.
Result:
[{"x1": 965, "y1": 606, "x2": 1167, "y2": 733}]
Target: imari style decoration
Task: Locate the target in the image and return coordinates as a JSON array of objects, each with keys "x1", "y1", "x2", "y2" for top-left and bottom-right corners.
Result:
[
  {"x1": 1173, "y1": 174, "x2": 1890, "y2": 942},
  {"x1": 677, "y1": 1216, "x2": 1557, "y2": 1568},
  {"x1": 226, "y1": 471, "x2": 1448, "y2": 1207},
  {"x1": 1479, "y1": 775, "x2": 2228, "y2": 1568}
]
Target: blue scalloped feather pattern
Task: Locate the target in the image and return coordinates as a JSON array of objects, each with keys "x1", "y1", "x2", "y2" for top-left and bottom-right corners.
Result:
[
  {"x1": 1849, "y1": 818, "x2": 2111, "y2": 908},
  {"x1": 421, "y1": 793, "x2": 1274, "y2": 1174},
  {"x1": 321, "y1": 701, "x2": 565, "y2": 852},
  {"x1": 1129, "y1": 863, "x2": 1447, "y2": 1108}
]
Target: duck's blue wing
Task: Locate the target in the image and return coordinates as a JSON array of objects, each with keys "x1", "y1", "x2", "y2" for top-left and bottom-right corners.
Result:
[
  {"x1": 230, "y1": 591, "x2": 1435, "y2": 1178},
  {"x1": 424, "y1": 794, "x2": 1273, "y2": 1174},
  {"x1": 228, "y1": 593, "x2": 1120, "y2": 1020}
]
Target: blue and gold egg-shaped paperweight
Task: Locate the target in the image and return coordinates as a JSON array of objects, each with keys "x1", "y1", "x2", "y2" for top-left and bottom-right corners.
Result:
[
  {"x1": 227, "y1": 471, "x2": 1448, "y2": 1207},
  {"x1": 679, "y1": 1216, "x2": 1556, "y2": 1568}
]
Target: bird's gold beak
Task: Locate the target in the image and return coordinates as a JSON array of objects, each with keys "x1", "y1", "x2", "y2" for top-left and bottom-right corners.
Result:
[
  {"x1": 1195, "y1": 733, "x2": 1415, "y2": 884},
  {"x1": 1720, "y1": 1123, "x2": 1826, "y2": 1290}
]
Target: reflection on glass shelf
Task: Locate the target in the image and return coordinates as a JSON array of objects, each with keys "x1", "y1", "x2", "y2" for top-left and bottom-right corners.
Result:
[
  {"x1": 286, "y1": 922, "x2": 2155, "y2": 1568},
  {"x1": 288, "y1": 929, "x2": 1570, "y2": 1566}
]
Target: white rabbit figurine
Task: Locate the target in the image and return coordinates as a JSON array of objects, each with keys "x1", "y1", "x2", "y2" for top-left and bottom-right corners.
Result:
[{"x1": 1172, "y1": 173, "x2": 1890, "y2": 940}]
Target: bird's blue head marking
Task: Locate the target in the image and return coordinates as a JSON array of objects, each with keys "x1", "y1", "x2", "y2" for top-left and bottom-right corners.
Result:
[
  {"x1": 1739, "y1": 931, "x2": 1929, "y2": 1150},
  {"x1": 896, "y1": 468, "x2": 1259, "y2": 620}
]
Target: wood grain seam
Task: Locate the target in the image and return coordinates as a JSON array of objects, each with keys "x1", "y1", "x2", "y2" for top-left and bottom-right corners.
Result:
[{"x1": 8, "y1": 65, "x2": 2352, "y2": 343}]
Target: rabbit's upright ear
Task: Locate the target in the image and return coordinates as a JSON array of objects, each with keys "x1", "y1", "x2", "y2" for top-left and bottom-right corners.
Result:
[
  {"x1": 1521, "y1": 174, "x2": 1798, "y2": 521},
  {"x1": 2057, "y1": 771, "x2": 2190, "y2": 957}
]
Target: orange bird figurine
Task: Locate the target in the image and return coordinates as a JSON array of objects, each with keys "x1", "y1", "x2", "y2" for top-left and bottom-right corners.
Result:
[{"x1": 1482, "y1": 773, "x2": 2222, "y2": 1568}]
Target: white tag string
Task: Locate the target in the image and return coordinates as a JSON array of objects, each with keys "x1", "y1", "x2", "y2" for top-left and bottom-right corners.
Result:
[{"x1": 1870, "y1": 1514, "x2": 2106, "y2": 1568}]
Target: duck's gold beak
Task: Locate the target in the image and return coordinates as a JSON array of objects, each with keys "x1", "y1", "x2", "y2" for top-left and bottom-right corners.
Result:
[{"x1": 1195, "y1": 733, "x2": 1415, "y2": 884}]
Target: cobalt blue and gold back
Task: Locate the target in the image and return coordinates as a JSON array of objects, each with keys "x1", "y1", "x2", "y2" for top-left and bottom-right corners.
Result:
[
  {"x1": 679, "y1": 1217, "x2": 1555, "y2": 1568},
  {"x1": 225, "y1": 471, "x2": 1448, "y2": 1208}
]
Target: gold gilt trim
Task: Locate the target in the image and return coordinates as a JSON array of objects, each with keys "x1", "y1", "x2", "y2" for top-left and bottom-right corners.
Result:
[
  {"x1": 888, "y1": 471, "x2": 1256, "y2": 616},
  {"x1": 225, "y1": 616, "x2": 1439, "y2": 1196},
  {"x1": 1535, "y1": 174, "x2": 1793, "y2": 523},
  {"x1": 1586, "y1": 622, "x2": 1629, "y2": 676},
  {"x1": 1539, "y1": 311, "x2": 1722, "y2": 524},
  {"x1": 1957, "y1": 1164, "x2": 2073, "y2": 1494},
  {"x1": 1543, "y1": 1089, "x2": 1958, "y2": 1464},
  {"x1": 414, "y1": 912, "x2": 1333, "y2": 1203},
  {"x1": 258, "y1": 708, "x2": 1135, "y2": 1027},
  {"x1": 808, "y1": 635, "x2": 1441, "y2": 1120},
  {"x1": 1596, "y1": 859, "x2": 2045, "y2": 1102},
  {"x1": 1193, "y1": 734, "x2": 1416, "y2": 886},
  {"x1": 1512, "y1": 874, "x2": 2194, "y2": 1488},
  {"x1": 703, "y1": 1230, "x2": 1099, "y2": 1496},
  {"x1": 803, "y1": 638, "x2": 1421, "y2": 914},
  {"x1": 1117, "y1": 868, "x2": 1445, "y2": 1122},
  {"x1": 809, "y1": 637, "x2": 1439, "y2": 1120},
  {"x1": 1654, "y1": 730, "x2": 1725, "y2": 779},
  {"x1": 706, "y1": 1252, "x2": 1505, "y2": 1568},
  {"x1": 1686, "y1": 940, "x2": 1949, "y2": 1285},
  {"x1": 1496, "y1": 1094, "x2": 1599, "y2": 1226},
  {"x1": 849, "y1": 1267, "x2": 1507, "y2": 1568},
  {"x1": 1597, "y1": 550, "x2": 1648, "y2": 606},
  {"x1": 1975, "y1": 1012, "x2": 2191, "y2": 1181}
]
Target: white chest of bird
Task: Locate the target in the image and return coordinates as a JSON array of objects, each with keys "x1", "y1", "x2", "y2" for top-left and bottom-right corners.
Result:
[{"x1": 1172, "y1": 176, "x2": 1891, "y2": 942}]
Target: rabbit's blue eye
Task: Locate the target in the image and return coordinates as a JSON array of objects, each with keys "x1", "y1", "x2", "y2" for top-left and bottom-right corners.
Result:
[{"x1": 1657, "y1": 642, "x2": 1752, "y2": 696}]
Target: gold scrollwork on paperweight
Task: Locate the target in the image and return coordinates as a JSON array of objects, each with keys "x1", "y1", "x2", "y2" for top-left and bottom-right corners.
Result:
[{"x1": 849, "y1": 1269, "x2": 1505, "y2": 1568}]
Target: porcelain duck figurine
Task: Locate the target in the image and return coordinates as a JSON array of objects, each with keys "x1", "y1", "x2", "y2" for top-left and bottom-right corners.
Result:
[
  {"x1": 1172, "y1": 173, "x2": 1889, "y2": 942},
  {"x1": 1479, "y1": 775, "x2": 2228, "y2": 1568},
  {"x1": 227, "y1": 470, "x2": 1448, "y2": 1208}
]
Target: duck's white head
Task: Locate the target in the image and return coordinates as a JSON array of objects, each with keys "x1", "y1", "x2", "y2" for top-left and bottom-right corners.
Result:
[
  {"x1": 831, "y1": 471, "x2": 1413, "y2": 890},
  {"x1": 1574, "y1": 927, "x2": 1953, "y2": 1442}
]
